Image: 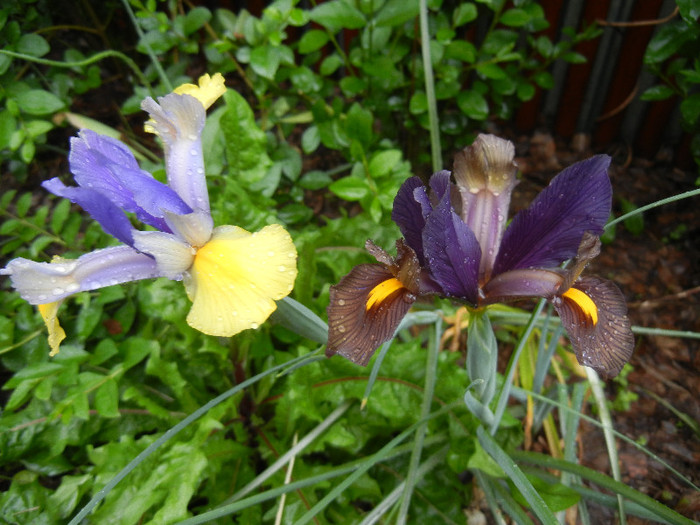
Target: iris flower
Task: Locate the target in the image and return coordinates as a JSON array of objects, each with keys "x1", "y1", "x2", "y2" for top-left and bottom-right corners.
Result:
[
  {"x1": 327, "y1": 134, "x2": 633, "y2": 377},
  {"x1": 2, "y1": 74, "x2": 298, "y2": 356}
]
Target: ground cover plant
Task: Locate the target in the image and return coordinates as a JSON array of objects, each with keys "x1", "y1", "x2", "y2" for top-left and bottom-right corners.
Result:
[{"x1": 1, "y1": 0, "x2": 699, "y2": 523}]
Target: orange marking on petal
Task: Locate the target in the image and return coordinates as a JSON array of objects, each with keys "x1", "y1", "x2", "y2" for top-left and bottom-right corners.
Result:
[
  {"x1": 366, "y1": 278, "x2": 405, "y2": 311},
  {"x1": 562, "y1": 287, "x2": 598, "y2": 325}
]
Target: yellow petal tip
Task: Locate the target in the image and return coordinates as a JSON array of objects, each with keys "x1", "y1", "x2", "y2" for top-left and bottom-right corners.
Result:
[{"x1": 173, "y1": 72, "x2": 226, "y2": 110}]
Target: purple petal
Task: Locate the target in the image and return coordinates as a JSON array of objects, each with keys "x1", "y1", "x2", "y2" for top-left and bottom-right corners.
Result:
[
  {"x1": 42, "y1": 179, "x2": 135, "y2": 246},
  {"x1": 392, "y1": 176, "x2": 428, "y2": 261},
  {"x1": 68, "y1": 130, "x2": 192, "y2": 231},
  {"x1": 493, "y1": 155, "x2": 612, "y2": 274},
  {"x1": 4, "y1": 245, "x2": 161, "y2": 305},
  {"x1": 422, "y1": 187, "x2": 480, "y2": 304}
]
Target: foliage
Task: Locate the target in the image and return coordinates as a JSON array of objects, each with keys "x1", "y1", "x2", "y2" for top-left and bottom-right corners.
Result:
[
  {"x1": 641, "y1": 1, "x2": 700, "y2": 174},
  {"x1": 1, "y1": 1, "x2": 698, "y2": 524}
]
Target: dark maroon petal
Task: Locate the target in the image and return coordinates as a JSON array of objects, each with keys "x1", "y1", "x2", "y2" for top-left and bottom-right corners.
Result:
[
  {"x1": 493, "y1": 155, "x2": 612, "y2": 274},
  {"x1": 392, "y1": 176, "x2": 428, "y2": 262},
  {"x1": 552, "y1": 275, "x2": 634, "y2": 378},
  {"x1": 422, "y1": 188, "x2": 480, "y2": 304},
  {"x1": 327, "y1": 264, "x2": 415, "y2": 366},
  {"x1": 43, "y1": 179, "x2": 135, "y2": 246}
]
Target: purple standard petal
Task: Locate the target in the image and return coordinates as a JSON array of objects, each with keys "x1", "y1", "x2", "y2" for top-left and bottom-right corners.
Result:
[
  {"x1": 68, "y1": 130, "x2": 192, "y2": 231},
  {"x1": 493, "y1": 155, "x2": 612, "y2": 274},
  {"x1": 422, "y1": 186, "x2": 481, "y2": 304},
  {"x1": 4, "y1": 245, "x2": 161, "y2": 305},
  {"x1": 43, "y1": 179, "x2": 135, "y2": 246},
  {"x1": 392, "y1": 176, "x2": 428, "y2": 261}
]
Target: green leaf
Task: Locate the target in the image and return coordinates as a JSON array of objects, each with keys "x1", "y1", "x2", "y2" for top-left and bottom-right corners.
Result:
[
  {"x1": 329, "y1": 176, "x2": 369, "y2": 200},
  {"x1": 309, "y1": 0, "x2": 366, "y2": 32},
  {"x1": 345, "y1": 103, "x2": 373, "y2": 147},
  {"x1": 680, "y1": 92, "x2": 700, "y2": 126},
  {"x1": 644, "y1": 22, "x2": 693, "y2": 65},
  {"x1": 510, "y1": 475, "x2": 580, "y2": 512},
  {"x1": 375, "y1": 0, "x2": 419, "y2": 27},
  {"x1": 409, "y1": 90, "x2": 428, "y2": 114},
  {"x1": 278, "y1": 203, "x2": 313, "y2": 224},
  {"x1": 250, "y1": 44, "x2": 281, "y2": 80},
  {"x1": 95, "y1": 378, "x2": 120, "y2": 418},
  {"x1": 368, "y1": 149, "x2": 402, "y2": 178},
  {"x1": 0, "y1": 110, "x2": 16, "y2": 149},
  {"x1": 677, "y1": 0, "x2": 700, "y2": 24},
  {"x1": 476, "y1": 62, "x2": 507, "y2": 80},
  {"x1": 532, "y1": 70, "x2": 554, "y2": 89},
  {"x1": 301, "y1": 125, "x2": 321, "y2": 154},
  {"x1": 320, "y1": 54, "x2": 343, "y2": 76},
  {"x1": 220, "y1": 90, "x2": 272, "y2": 185},
  {"x1": 25, "y1": 119, "x2": 53, "y2": 138},
  {"x1": 14, "y1": 89, "x2": 66, "y2": 116},
  {"x1": 298, "y1": 29, "x2": 329, "y2": 54},
  {"x1": 640, "y1": 84, "x2": 676, "y2": 101},
  {"x1": 500, "y1": 8, "x2": 531, "y2": 27},
  {"x1": 50, "y1": 198, "x2": 71, "y2": 234},
  {"x1": 16, "y1": 33, "x2": 50, "y2": 57},
  {"x1": 299, "y1": 170, "x2": 332, "y2": 190},
  {"x1": 453, "y1": 3, "x2": 478, "y2": 26},
  {"x1": 457, "y1": 90, "x2": 489, "y2": 120},
  {"x1": 137, "y1": 29, "x2": 178, "y2": 54},
  {"x1": 184, "y1": 6, "x2": 211, "y2": 35},
  {"x1": 444, "y1": 40, "x2": 476, "y2": 62}
]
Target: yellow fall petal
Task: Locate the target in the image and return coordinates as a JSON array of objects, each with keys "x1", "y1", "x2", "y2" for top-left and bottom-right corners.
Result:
[
  {"x1": 173, "y1": 73, "x2": 226, "y2": 110},
  {"x1": 185, "y1": 223, "x2": 298, "y2": 336},
  {"x1": 38, "y1": 301, "x2": 66, "y2": 357}
]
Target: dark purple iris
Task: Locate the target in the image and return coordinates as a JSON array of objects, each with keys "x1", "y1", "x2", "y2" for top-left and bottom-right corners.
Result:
[{"x1": 327, "y1": 134, "x2": 634, "y2": 377}]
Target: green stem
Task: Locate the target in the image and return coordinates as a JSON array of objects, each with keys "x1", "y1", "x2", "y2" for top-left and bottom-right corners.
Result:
[
  {"x1": 606, "y1": 188, "x2": 700, "y2": 230},
  {"x1": 418, "y1": 0, "x2": 441, "y2": 172},
  {"x1": 119, "y1": 0, "x2": 172, "y2": 92},
  {"x1": 0, "y1": 49, "x2": 150, "y2": 92}
]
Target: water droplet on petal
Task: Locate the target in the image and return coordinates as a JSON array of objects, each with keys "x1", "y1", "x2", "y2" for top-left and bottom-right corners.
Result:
[
  {"x1": 338, "y1": 299, "x2": 346, "y2": 306},
  {"x1": 250, "y1": 322, "x2": 259, "y2": 329}
]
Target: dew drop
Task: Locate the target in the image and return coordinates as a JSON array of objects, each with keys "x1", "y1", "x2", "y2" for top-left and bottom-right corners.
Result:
[
  {"x1": 268, "y1": 250, "x2": 275, "y2": 257},
  {"x1": 338, "y1": 299, "x2": 346, "y2": 306},
  {"x1": 52, "y1": 287, "x2": 64, "y2": 295},
  {"x1": 278, "y1": 265, "x2": 286, "y2": 272},
  {"x1": 338, "y1": 325, "x2": 346, "y2": 333},
  {"x1": 190, "y1": 148, "x2": 198, "y2": 156},
  {"x1": 250, "y1": 322, "x2": 259, "y2": 329},
  {"x1": 66, "y1": 283, "x2": 80, "y2": 293}
]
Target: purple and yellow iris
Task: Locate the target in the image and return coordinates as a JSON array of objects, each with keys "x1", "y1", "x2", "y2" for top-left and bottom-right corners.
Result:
[
  {"x1": 327, "y1": 134, "x2": 633, "y2": 377},
  {"x1": 2, "y1": 74, "x2": 298, "y2": 355}
]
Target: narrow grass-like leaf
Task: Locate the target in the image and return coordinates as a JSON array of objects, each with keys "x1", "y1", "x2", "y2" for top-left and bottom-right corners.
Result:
[
  {"x1": 513, "y1": 452, "x2": 696, "y2": 525},
  {"x1": 587, "y1": 367, "x2": 626, "y2": 524},
  {"x1": 67, "y1": 351, "x2": 322, "y2": 525},
  {"x1": 397, "y1": 318, "x2": 441, "y2": 522},
  {"x1": 477, "y1": 426, "x2": 558, "y2": 525}
]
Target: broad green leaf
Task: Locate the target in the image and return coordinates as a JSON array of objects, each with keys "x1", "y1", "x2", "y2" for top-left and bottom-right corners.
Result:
[
  {"x1": 476, "y1": 62, "x2": 507, "y2": 80},
  {"x1": 309, "y1": 0, "x2": 366, "y2": 32},
  {"x1": 375, "y1": 0, "x2": 419, "y2": 27},
  {"x1": 677, "y1": 0, "x2": 700, "y2": 24},
  {"x1": 184, "y1": 6, "x2": 211, "y2": 35},
  {"x1": 299, "y1": 170, "x2": 331, "y2": 190},
  {"x1": 680, "y1": 92, "x2": 700, "y2": 126},
  {"x1": 220, "y1": 90, "x2": 272, "y2": 185},
  {"x1": 329, "y1": 176, "x2": 369, "y2": 200},
  {"x1": 301, "y1": 125, "x2": 320, "y2": 154},
  {"x1": 298, "y1": 29, "x2": 329, "y2": 53},
  {"x1": 95, "y1": 377, "x2": 120, "y2": 418},
  {"x1": 457, "y1": 90, "x2": 489, "y2": 120},
  {"x1": 25, "y1": 119, "x2": 53, "y2": 138},
  {"x1": 644, "y1": 22, "x2": 693, "y2": 65},
  {"x1": 137, "y1": 29, "x2": 178, "y2": 54},
  {"x1": 500, "y1": 8, "x2": 531, "y2": 27},
  {"x1": 16, "y1": 33, "x2": 50, "y2": 57},
  {"x1": 409, "y1": 90, "x2": 428, "y2": 114},
  {"x1": 0, "y1": 110, "x2": 16, "y2": 149},
  {"x1": 250, "y1": 44, "x2": 281, "y2": 80},
  {"x1": 453, "y1": 3, "x2": 478, "y2": 26},
  {"x1": 368, "y1": 149, "x2": 402, "y2": 178},
  {"x1": 345, "y1": 102, "x2": 373, "y2": 147},
  {"x1": 14, "y1": 89, "x2": 66, "y2": 116}
]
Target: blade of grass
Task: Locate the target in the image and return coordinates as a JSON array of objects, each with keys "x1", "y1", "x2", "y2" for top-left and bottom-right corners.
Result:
[
  {"x1": 225, "y1": 399, "x2": 353, "y2": 504},
  {"x1": 605, "y1": 188, "x2": 700, "y2": 230},
  {"x1": 587, "y1": 367, "x2": 626, "y2": 524},
  {"x1": 513, "y1": 451, "x2": 696, "y2": 525},
  {"x1": 419, "y1": 0, "x2": 442, "y2": 172},
  {"x1": 294, "y1": 401, "x2": 461, "y2": 525},
  {"x1": 477, "y1": 426, "x2": 558, "y2": 525},
  {"x1": 397, "y1": 318, "x2": 442, "y2": 522},
  {"x1": 179, "y1": 434, "x2": 449, "y2": 524},
  {"x1": 67, "y1": 350, "x2": 322, "y2": 525}
]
